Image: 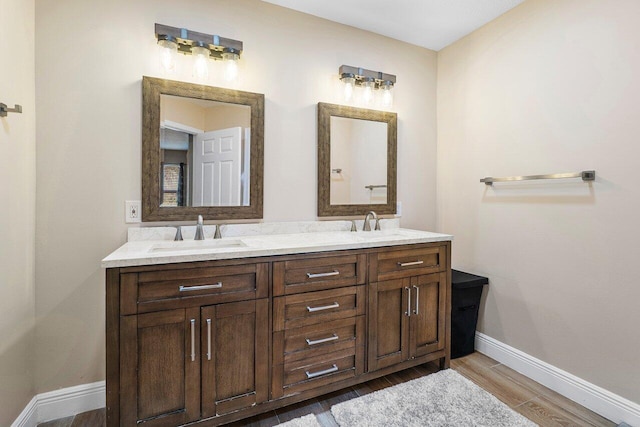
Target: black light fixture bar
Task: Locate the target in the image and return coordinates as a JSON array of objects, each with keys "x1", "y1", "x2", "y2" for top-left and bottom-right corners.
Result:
[
  {"x1": 339, "y1": 65, "x2": 396, "y2": 87},
  {"x1": 155, "y1": 23, "x2": 243, "y2": 60}
]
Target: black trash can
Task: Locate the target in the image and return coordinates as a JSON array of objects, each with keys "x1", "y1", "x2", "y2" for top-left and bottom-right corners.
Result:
[{"x1": 451, "y1": 270, "x2": 488, "y2": 359}]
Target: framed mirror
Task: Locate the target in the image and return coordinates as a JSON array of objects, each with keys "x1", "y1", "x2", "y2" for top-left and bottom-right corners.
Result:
[
  {"x1": 317, "y1": 102, "x2": 397, "y2": 216},
  {"x1": 142, "y1": 76, "x2": 264, "y2": 221}
]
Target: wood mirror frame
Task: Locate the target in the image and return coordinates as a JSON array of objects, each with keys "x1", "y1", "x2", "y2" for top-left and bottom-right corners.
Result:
[
  {"x1": 142, "y1": 76, "x2": 264, "y2": 221},
  {"x1": 317, "y1": 102, "x2": 397, "y2": 217}
]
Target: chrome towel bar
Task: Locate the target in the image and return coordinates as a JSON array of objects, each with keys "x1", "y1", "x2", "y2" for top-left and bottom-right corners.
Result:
[
  {"x1": 480, "y1": 170, "x2": 595, "y2": 185},
  {"x1": 365, "y1": 184, "x2": 387, "y2": 190},
  {"x1": 0, "y1": 103, "x2": 22, "y2": 117}
]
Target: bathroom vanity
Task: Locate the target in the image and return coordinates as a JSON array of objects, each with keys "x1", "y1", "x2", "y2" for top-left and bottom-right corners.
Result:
[{"x1": 103, "y1": 224, "x2": 452, "y2": 426}]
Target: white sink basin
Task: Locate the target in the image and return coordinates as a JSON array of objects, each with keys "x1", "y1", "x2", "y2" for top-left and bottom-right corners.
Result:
[
  {"x1": 149, "y1": 239, "x2": 246, "y2": 253},
  {"x1": 353, "y1": 229, "x2": 414, "y2": 240}
]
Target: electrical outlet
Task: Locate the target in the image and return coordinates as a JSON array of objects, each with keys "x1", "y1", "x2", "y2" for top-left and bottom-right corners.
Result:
[
  {"x1": 396, "y1": 201, "x2": 402, "y2": 217},
  {"x1": 125, "y1": 200, "x2": 141, "y2": 223}
]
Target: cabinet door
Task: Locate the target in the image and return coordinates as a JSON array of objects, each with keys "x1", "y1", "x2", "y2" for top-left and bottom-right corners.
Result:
[
  {"x1": 368, "y1": 278, "x2": 410, "y2": 371},
  {"x1": 201, "y1": 299, "x2": 269, "y2": 417},
  {"x1": 120, "y1": 308, "x2": 200, "y2": 426},
  {"x1": 409, "y1": 272, "x2": 447, "y2": 358}
]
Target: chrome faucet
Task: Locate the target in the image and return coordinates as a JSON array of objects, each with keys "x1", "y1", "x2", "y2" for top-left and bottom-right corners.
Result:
[
  {"x1": 194, "y1": 215, "x2": 205, "y2": 240},
  {"x1": 363, "y1": 211, "x2": 381, "y2": 231},
  {"x1": 214, "y1": 224, "x2": 223, "y2": 239}
]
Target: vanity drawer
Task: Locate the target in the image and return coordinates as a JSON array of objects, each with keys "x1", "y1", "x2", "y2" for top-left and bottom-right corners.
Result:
[
  {"x1": 283, "y1": 316, "x2": 365, "y2": 363},
  {"x1": 273, "y1": 253, "x2": 366, "y2": 295},
  {"x1": 284, "y1": 351, "x2": 357, "y2": 388},
  {"x1": 120, "y1": 263, "x2": 268, "y2": 314},
  {"x1": 273, "y1": 286, "x2": 365, "y2": 331},
  {"x1": 374, "y1": 245, "x2": 447, "y2": 281}
]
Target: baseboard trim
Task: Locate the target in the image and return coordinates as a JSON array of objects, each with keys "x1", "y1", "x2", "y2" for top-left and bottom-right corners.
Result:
[
  {"x1": 475, "y1": 332, "x2": 640, "y2": 426},
  {"x1": 11, "y1": 381, "x2": 105, "y2": 427},
  {"x1": 11, "y1": 396, "x2": 37, "y2": 427}
]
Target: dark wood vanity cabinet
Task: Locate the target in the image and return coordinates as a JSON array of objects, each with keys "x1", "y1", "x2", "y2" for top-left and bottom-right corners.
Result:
[
  {"x1": 106, "y1": 242, "x2": 450, "y2": 426},
  {"x1": 108, "y1": 262, "x2": 269, "y2": 426},
  {"x1": 271, "y1": 253, "x2": 367, "y2": 399},
  {"x1": 368, "y1": 246, "x2": 449, "y2": 372}
]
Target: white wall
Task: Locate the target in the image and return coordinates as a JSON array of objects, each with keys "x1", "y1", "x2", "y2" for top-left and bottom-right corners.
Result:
[
  {"x1": 34, "y1": 0, "x2": 437, "y2": 393},
  {"x1": 0, "y1": 0, "x2": 36, "y2": 424},
  {"x1": 438, "y1": 0, "x2": 640, "y2": 404}
]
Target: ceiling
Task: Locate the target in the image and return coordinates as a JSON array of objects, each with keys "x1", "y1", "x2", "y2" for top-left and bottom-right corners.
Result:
[{"x1": 262, "y1": 0, "x2": 525, "y2": 51}]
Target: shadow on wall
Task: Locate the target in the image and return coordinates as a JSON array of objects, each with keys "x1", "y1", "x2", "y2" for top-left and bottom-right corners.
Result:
[
  {"x1": 475, "y1": 272, "x2": 546, "y2": 356},
  {"x1": 0, "y1": 316, "x2": 34, "y2": 424},
  {"x1": 35, "y1": 268, "x2": 105, "y2": 392},
  {"x1": 480, "y1": 181, "x2": 596, "y2": 204}
]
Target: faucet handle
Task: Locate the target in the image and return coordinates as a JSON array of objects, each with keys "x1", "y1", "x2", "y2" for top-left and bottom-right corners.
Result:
[
  {"x1": 214, "y1": 224, "x2": 223, "y2": 239},
  {"x1": 350, "y1": 220, "x2": 357, "y2": 232},
  {"x1": 174, "y1": 226, "x2": 183, "y2": 241},
  {"x1": 194, "y1": 215, "x2": 205, "y2": 240},
  {"x1": 375, "y1": 218, "x2": 381, "y2": 231}
]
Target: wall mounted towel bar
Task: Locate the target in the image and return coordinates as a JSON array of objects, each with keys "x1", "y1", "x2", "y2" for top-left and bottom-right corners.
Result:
[
  {"x1": 0, "y1": 103, "x2": 22, "y2": 117},
  {"x1": 365, "y1": 184, "x2": 387, "y2": 190},
  {"x1": 480, "y1": 170, "x2": 595, "y2": 185}
]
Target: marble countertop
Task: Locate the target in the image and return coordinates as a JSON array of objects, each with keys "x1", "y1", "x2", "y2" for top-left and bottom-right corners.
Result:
[{"x1": 102, "y1": 221, "x2": 453, "y2": 268}]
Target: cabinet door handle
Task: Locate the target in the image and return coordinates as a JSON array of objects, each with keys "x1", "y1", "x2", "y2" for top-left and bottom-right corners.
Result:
[
  {"x1": 306, "y1": 302, "x2": 339, "y2": 313},
  {"x1": 397, "y1": 260, "x2": 424, "y2": 267},
  {"x1": 190, "y1": 319, "x2": 196, "y2": 362},
  {"x1": 405, "y1": 287, "x2": 411, "y2": 317},
  {"x1": 179, "y1": 283, "x2": 222, "y2": 292},
  {"x1": 305, "y1": 364, "x2": 338, "y2": 379},
  {"x1": 306, "y1": 270, "x2": 339, "y2": 279},
  {"x1": 413, "y1": 285, "x2": 420, "y2": 315},
  {"x1": 206, "y1": 319, "x2": 212, "y2": 361},
  {"x1": 306, "y1": 334, "x2": 339, "y2": 346}
]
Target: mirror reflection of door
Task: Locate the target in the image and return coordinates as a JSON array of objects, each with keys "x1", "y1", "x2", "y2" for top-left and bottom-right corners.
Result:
[
  {"x1": 330, "y1": 116, "x2": 388, "y2": 205},
  {"x1": 193, "y1": 127, "x2": 242, "y2": 207},
  {"x1": 159, "y1": 95, "x2": 251, "y2": 207}
]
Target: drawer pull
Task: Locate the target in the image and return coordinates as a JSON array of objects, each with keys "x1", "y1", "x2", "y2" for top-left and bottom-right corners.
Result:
[
  {"x1": 397, "y1": 260, "x2": 424, "y2": 267},
  {"x1": 305, "y1": 364, "x2": 339, "y2": 379},
  {"x1": 190, "y1": 319, "x2": 196, "y2": 362},
  {"x1": 206, "y1": 319, "x2": 212, "y2": 361},
  {"x1": 306, "y1": 302, "x2": 339, "y2": 313},
  {"x1": 413, "y1": 285, "x2": 420, "y2": 315},
  {"x1": 306, "y1": 334, "x2": 339, "y2": 346},
  {"x1": 306, "y1": 270, "x2": 340, "y2": 279},
  {"x1": 405, "y1": 287, "x2": 411, "y2": 317},
  {"x1": 179, "y1": 283, "x2": 222, "y2": 292}
]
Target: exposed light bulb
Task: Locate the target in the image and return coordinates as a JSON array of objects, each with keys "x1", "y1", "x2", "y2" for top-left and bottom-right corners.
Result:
[
  {"x1": 222, "y1": 49, "x2": 240, "y2": 82},
  {"x1": 191, "y1": 44, "x2": 210, "y2": 81},
  {"x1": 157, "y1": 37, "x2": 178, "y2": 74},
  {"x1": 341, "y1": 74, "x2": 355, "y2": 102},
  {"x1": 380, "y1": 81, "x2": 394, "y2": 108},
  {"x1": 361, "y1": 78, "x2": 375, "y2": 105}
]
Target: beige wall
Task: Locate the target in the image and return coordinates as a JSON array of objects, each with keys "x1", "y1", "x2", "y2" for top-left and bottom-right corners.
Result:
[
  {"x1": 204, "y1": 104, "x2": 251, "y2": 131},
  {"x1": 161, "y1": 96, "x2": 206, "y2": 131},
  {"x1": 438, "y1": 0, "x2": 640, "y2": 404},
  {"x1": 34, "y1": 0, "x2": 437, "y2": 394},
  {"x1": 0, "y1": 0, "x2": 36, "y2": 424}
]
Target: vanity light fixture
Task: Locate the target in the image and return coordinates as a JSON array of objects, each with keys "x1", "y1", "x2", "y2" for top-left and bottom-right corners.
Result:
[
  {"x1": 339, "y1": 65, "x2": 396, "y2": 107},
  {"x1": 155, "y1": 23, "x2": 243, "y2": 82}
]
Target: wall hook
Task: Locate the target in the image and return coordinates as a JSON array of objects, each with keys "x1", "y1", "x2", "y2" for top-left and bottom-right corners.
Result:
[{"x1": 0, "y1": 103, "x2": 22, "y2": 117}]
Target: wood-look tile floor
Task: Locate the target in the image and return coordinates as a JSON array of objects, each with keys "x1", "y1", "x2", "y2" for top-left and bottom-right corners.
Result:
[{"x1": 38, "y1": 352, "x2": 615, "y2": 427}]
